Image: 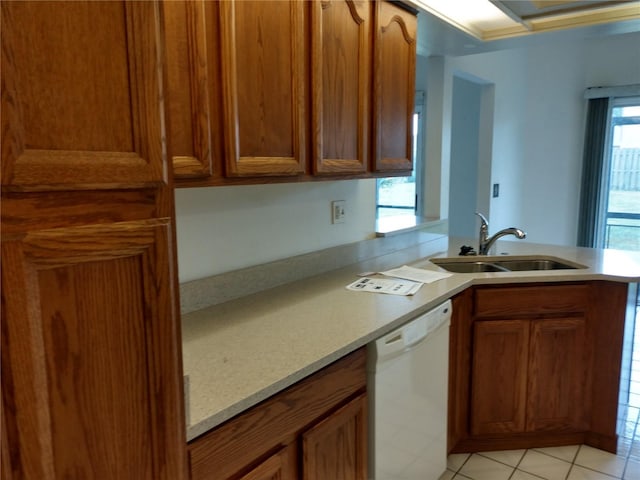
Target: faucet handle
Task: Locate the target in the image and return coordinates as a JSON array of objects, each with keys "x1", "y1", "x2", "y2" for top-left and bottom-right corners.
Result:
[{"x1": 475, "y1": 212, "x2": 489, "y2": 227}]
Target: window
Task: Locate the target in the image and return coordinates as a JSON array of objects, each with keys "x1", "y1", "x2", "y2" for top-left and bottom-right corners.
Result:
[
  {"x1": 376, "y1": 92, "x2": 424, "y2": 219},
  {"x1": 598, "y1": 98, "x2": 640, "y2": 250}
]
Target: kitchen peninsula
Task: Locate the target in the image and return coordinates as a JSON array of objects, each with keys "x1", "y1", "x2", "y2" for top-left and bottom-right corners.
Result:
[{"x1": 182, "y1": 233, "x2": 640, "y2": 475}]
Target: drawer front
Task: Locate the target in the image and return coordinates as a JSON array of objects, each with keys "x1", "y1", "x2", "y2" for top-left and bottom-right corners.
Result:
[{"x1": 474, "y1": 284, "x2": 590, "y2": 317}]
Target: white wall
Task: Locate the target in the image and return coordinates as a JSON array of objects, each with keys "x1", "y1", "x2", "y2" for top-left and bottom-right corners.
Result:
[
  {"x1": 449, "y1": 76, "x2": 481, "y2": 237},
  {"x1": 175, "y1": 31, "x2": 640, "y2": 283},
  {"x1": 447, "y1": 31, "x2": 640, "y2": 245},
  {"x1": 175, "y1": 180, "x2": 376, "y2": 282},
  {"x1": 446, "y1": 48, "x2": 528, "y2": 237}
]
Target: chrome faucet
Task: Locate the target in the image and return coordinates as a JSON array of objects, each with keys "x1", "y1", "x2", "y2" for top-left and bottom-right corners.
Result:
[{"x1": 475, "y1": 212, "x2": 526, "y2": 255}]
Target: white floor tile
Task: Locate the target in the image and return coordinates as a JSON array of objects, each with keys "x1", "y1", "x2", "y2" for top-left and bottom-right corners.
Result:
[
  {"x1": 567, "y1": 464, "x2": 622, "y2": 480},
  {"x1": 438, "y1": 469, "x2": 456, "y2": 480},
  {"x1": 617, "y1": 437, "x2": 632, "y2": 458},
  {"x1": 623, "y1": 458, "x2": 640, "y2": 480},
  {"x1": 574, "y1": 445, "x2": 627, "y2": 477},
  {"x1": 511, "y1": 470, "x2": 545, "y2": 480},
  {"x1": 629, "y1": 441, "x2": 640, "y2": 460},
  {"x1": 533, "y1": 445, "x2": 580, "y2": 463},
  {"x1": 458, "y1": 454, "x2": 514, "y2": 480},
  {"x1": 478, "y1": 449, "x2": 526, "y2": 467},
  {"x1": 620, "y1": 421, "x2": 638, "y2": 440},
  {"x1": 447, "y1": 453, "x2": 471, "y2": 472},
  {"x1": 518, "y1": 450, "x2": 572, "y2": 480}
]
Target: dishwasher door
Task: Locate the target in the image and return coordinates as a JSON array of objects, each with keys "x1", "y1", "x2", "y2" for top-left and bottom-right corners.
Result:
[{"x1": 367, "y1": 300, "x2": 451, "y2": 480}]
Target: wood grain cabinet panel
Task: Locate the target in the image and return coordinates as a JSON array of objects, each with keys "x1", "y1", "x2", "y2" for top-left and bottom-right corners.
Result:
[
  {"x1": 163, "y1": 0, "x2": 215, "y2": 179},
  {"x1": 238, "y1": 445, "x2": 297, "y2": 480},
  {"x1": 471, "y1": 320, "x2": 529, "y2": 436},
  {"x1": 311, "y1": 0, "x2": 370, "y2": 175},
  {"x1": 1, "y1": 220, "x2": 186, "y2": 479},
  {"x1": 1, "y1": 1, "x2": 166, "y2": 190},
  {"x1": 449, "y1": 282, "x2": 627, "y2": 454},
  {"x1": 220, "y1": 0, "x2": 307, "y2": 177},
  {"x1": 372, "y1": 1, "x2": 416, "y2": 173},
  {"x1": 1, "y1": 2, "x2": 187, "y2": 477},
  {"x1": 302, "y1": 393, "x2": 367, "y2": 480},
  {"x1": 165, "y1": 0, "x2": 417, "y2": 186},
  {"x1": 527, "y1": 317, "x2": 590, "y2": 432}
]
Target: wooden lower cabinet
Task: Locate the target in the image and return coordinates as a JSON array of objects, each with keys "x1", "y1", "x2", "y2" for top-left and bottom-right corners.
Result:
[
  {"x1": 237, "y1": 446, "x2": 297, "y2": 480},
  {"x1": 471, "y1": 320, "x2": 529, "y2": 436},
  {"x1": 527, "y1": 317, "x2": 589, "y2": 432},
  {"x1": 1, "y1": 219, "x2": 186, "y2": 479},
  {"x1": 188, "y1": 349, "x2": 367, "y2": 480},
  {"x1": 302, "y1": 394, "x2": 368, "y2": 480},
  {"x1": 449, "y1": 281, "x2": 628, "y2": 454},
  {"x1": 470, "y1": 317, "x2": 589, "y2": 437}
]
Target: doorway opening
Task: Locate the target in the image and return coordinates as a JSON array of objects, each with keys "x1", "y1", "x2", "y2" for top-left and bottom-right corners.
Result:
[{"x1": 448, "y1": 74, "x2": 494, "y2": 238}]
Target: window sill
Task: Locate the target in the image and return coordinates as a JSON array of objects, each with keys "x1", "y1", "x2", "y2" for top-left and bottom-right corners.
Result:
[{"x1": 375, "y1": 215, "x2": 447, "y2": 237}]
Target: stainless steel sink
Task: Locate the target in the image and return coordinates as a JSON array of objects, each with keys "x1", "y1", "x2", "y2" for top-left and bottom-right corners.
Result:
[
  {"x1": 491, "y1": 259, "x2": 578, "y2": 271},
  {"x1": 430, "y1": 256, "x2": 587, "y2": 273},
  {"x1": 433, "y1": 261, "x2": 509, "y2": 273}
]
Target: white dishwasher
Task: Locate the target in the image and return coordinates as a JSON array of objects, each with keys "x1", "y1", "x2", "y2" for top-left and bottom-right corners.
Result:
[{"x1": 367, "y1": 300, "x2": 452, "y2": 480}]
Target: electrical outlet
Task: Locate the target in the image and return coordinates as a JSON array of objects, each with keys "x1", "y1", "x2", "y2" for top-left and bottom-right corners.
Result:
[{"x1": 331, "y1": 200, "x2": 346, "y2": 224}]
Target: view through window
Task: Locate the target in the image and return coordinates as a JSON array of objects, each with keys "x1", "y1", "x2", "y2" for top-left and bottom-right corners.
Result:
[
  {"x1": 601, "y1": 100, "x2": 640, "y2": 251},
  {"x1": 376, "y1": 98, "x2": 423, "y2": 218}
]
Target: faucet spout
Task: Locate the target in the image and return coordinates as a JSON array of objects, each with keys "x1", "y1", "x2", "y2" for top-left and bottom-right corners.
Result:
[{"x1": 475, "y1": 212, "x2": 526, "y2": 255}]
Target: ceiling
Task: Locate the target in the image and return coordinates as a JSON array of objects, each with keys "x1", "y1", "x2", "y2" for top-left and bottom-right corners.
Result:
[{"x1": 410, "y1": 0, "x2": 640, "y2": 56}]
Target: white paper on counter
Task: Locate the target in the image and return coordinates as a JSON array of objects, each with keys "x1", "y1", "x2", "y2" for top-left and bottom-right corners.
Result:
[
  {"x1": 346, "y1": 277, "x2": 422, "y2": 296},
  {"x1": 380, "y1": 265, "x2": 452, "y2": 284}
]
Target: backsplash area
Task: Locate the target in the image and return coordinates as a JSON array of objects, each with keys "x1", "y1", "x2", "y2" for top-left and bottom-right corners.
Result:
[{"x1": 179, "y1": 224, "x2": 448, "y2": 314}]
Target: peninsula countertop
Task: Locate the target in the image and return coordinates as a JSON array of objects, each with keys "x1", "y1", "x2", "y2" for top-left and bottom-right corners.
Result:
[{"x1": 181, "y1": 236, "x2": 640, "y2": 441}]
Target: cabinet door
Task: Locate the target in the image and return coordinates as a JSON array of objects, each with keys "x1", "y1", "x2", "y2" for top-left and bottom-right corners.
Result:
[
  {"x1": 1, "y1": 1, "x2": 166, "y2": 190},
  {"x1": 1, "y1": 220, "x2": 186, "y2": 479},
  {"x1": 372, "y1": 1, "x2": 416, "y2": 173},
  {"x1": 238, "y1": 445, "x2": 297, "y2": 480},
  {"x1": 527, "y1": 317, "x2": 590, "y2": 432},
  {"x1": 471, "y1": 320, "x2": 529, "y2": 436},
  {"x1": 219, "y1": 1, "x2": 306, "y2": 177},
  {"x1": 302, "y1": 393, "x2": 367, "y2": 480},
  {"x1": 163, "y1": 0, "x2": 216, "y2": 179},
  {"x1": 311, "y1": 0, "x2": 370, "y2": 175}
]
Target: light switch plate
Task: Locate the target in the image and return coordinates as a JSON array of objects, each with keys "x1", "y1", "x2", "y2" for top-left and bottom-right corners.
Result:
[{"x1": 332, "y1": 200, "x2": 346, "y2": 224}]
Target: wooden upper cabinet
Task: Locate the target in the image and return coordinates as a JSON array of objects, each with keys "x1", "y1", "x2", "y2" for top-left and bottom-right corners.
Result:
[
  {"x1": 1, "y1": 1, "x2": 166, "y2": 190},
  {"x1": 1, "y1": 220, "x2": 186, "y2": 479},
  {"x1": 219, "y1": 1, "x2": 307, "y2": 177},
  {"x1": 372, "y1": 1, "x2": 416, "y2": 173},
  {"x1": 163, "y1": 0, "x2": 215, "y2": 179},
  {"x1": 311, "y1": 0, "x2": 370, "y2": 175}
]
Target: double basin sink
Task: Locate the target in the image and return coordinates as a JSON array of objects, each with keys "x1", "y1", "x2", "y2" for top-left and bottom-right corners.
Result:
[{"x1": 430, "y1": 255, "x2": 587, "y2": 273}]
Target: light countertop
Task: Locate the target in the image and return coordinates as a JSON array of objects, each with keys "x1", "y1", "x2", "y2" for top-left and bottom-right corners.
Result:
[{"x1": 181, "y1": 237, "x2": 640, "y2": 441}]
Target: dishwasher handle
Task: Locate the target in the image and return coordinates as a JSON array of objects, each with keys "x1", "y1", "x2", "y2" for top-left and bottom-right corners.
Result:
[
  {"x1": 374, "y1": 300, "x2": 452, "y2": 363},
  {"x1": 376, "y1": 316, "x2": 428, "y2": 360}
]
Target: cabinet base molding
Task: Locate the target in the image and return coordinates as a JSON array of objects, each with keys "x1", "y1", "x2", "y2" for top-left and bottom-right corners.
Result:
[{"x1": 451, "y1": 431, "x2": 618, "y2": 455}]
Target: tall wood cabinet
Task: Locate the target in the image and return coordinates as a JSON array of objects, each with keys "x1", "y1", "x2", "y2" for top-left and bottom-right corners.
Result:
[
  {"x1": 1, "y1": 2, "x2": 187, "y2": 478},
  {"x1": 164, "y1": 0, "x2": 417, "y2": 186},
  {"x1": 448, "y1": 282, "x2": 627, "y2": 454}
]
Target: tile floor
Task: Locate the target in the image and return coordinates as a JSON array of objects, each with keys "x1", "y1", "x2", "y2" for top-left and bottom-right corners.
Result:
[{"x1": 439, "y1": 300, "x2": 640, "y2": 480}]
